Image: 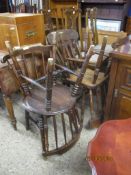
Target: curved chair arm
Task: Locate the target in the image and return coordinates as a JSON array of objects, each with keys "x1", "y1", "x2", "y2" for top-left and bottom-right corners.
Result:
[{"x1": 1, "y1": 54, "x2": 11, "y2": 63}]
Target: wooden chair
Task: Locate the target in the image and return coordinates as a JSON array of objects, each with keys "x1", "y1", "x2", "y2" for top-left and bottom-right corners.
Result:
[
  {"x1": 68, "y1": 36, "x2": 110, "y2": 128},
  {"x1": 3, "y1": 41, "x2": 94, "y2": 156},
  {"x1": 47, "y1": 29, "x2": 109, "y2": 70},
  {"x1": 47, "y1": 29, "x2": 82, "y2": 69},
  {"x1": 84, "y1": 7, "x2": 114, "y2": 59},
  {"x1": 39, "y1": 8, "x2": 59, "y2": 34},
  {"x1": 87, "y1": 118, "x2": 131, "y2": 175}
]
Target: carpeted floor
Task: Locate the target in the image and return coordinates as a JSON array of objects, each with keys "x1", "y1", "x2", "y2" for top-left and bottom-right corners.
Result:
[{"x1": 0, "y1": 93, "x2": 97, "y2": 175}]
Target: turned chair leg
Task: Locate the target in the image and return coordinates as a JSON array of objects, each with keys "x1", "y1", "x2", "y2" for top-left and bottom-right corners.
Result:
[
  {"x1": 25, "y1": 110, "x2": 30, "y2": 130},
  {"x1": 81, "y1": 90, "x2": 86, "y2": 116},
  {"x1": 88, "y1": 89, "x2": 96, "y2": 128},
  {"x1": 38, "y1": 116, "x2": 45, "y2": 154},
  {"x1": 3, "y1": 95, "x2": 17, "y2": 130},
  {"x1": 39, "y1": 116, "x2": 49, "y2": 156},
  {"x1": 88, "y1": 88, "x2": 102, "y2": 128}
]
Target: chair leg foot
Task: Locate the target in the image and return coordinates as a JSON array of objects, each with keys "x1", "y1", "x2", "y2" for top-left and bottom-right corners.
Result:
[
  {"x1": 3, "y1": 95, "x2": 17, "y2": 130},
  {"x1": 11, "y1": 119, "x2": 17, "y2": 130}
]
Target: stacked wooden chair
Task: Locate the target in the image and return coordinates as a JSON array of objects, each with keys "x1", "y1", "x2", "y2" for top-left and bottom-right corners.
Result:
[
  {"x1": 47, "y1": 29, "x2": 110, "y2": 128},
  {"x1": 2, "y1": 41, "x2": 94, "y2": 156},
  {"x1": 68, "y1": 36, "x2": 110, "y2": 128}
]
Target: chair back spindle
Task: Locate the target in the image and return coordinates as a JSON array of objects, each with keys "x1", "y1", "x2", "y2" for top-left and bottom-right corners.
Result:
[
  {"x1": 72, "y1": 45, "x2": 94, "y2": 96},
  {"x1": 85, "y1": 8, "x2": 91, "y2": 50},
  {"x1": 4, "y1": 41, "x2": 54, "y2": 97},
  {"x1": 5, "y1": 41, "x2": 30, "y2": 96}
]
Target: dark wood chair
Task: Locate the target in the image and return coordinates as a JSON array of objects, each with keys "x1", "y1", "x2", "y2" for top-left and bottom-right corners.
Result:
[
  {"x1": 87, "y1": 118, "x2": 131, "y2": 175},
  {"x1": 47, "y1": 30, "x2": 110, "y2": 126},
  {"x1": 47, "y1": 29, "x2": 109, "y2": 69},
  {"x1": 46, "y1": 29, "x2": 82, "y2": 69},
  {"x1": 3, "y1": 41, "x2": 94, "y2": 156}
]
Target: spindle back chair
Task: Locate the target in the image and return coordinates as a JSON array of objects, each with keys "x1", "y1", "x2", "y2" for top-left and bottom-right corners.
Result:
[
  {"x1": 68, "y1": 36, "x2": 110, "y2": 128},
  {"x1": 3, "y1": 41, "x2": 94, "y2": 156},
  {"x1": 46, "y1": 29, "x2": 85, "y2": 73},
  {"x1": 1, "y1": 43, "x2": 52, "y2": 129}
]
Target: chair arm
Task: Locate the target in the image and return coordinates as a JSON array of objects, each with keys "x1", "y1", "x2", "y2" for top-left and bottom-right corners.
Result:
[
  {"x1": 1, "y1": 54, "x2": 11, "y2": 63},
  {"x1": 21, "y1": 75, "x2": 46, "y2": 91}
]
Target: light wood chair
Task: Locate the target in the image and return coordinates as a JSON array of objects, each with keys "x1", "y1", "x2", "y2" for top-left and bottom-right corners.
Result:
[
  {"x1": 68, "y1": 36, "x2": 110, "y2": 128},
  {"x1": 3, "y1": 41, "x2": 94, "y2": 156}
]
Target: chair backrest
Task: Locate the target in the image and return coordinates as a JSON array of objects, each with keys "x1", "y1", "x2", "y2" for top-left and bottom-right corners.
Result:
[
  {"x1": 85, "y1": 7, "x2": 98, "y2": 47},
  {"x1": 4, "y1": 41, "x2": 55, "y2": 97},
  {"x1": 46, "y1": 29, "x2": 80, "y2": 69},
  {"x1": 61, "y1": 7, "x2": 79, "y2": 30},
  {"x1": 3, "y1": 41, "x2": 94, "y2": 110},
  {"x1": 39, "y1": 8, "x2": 59, "y2": 33}
]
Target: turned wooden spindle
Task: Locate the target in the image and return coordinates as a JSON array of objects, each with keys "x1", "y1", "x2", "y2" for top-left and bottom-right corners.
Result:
[
  {"x1": 46, "y1": 58, "x2": 54, "y2": 111},
  {"x1": 5, "y1": 40, "x2": 30, "y2": 96},
  {"x1": 92, "y1": 36, "x2": 108, "y2": 84},
  {"x1": 72, "y1": 45, "x2": 94, "y2": 96}
]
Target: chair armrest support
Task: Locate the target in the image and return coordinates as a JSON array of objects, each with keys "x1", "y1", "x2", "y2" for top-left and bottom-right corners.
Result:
[{"x1": 21, "y1": 75, "x2": 46, "y2": 91}]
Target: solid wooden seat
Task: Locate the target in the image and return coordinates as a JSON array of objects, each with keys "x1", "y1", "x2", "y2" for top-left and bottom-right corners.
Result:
[
  {"x1": 87, "y1": 118, "x2": 131, "y2": 175},
  {"x1": 23, "y1": 84, "x2": 76, "y2": 116},
  {"x1": 68, "y1": 69, "x2": 107, "y2": 89}
]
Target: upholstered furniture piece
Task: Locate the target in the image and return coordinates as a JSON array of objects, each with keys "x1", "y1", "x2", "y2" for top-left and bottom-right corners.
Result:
[{"x1": 87, "y1": 118, "x2": 131, "y2": 175}]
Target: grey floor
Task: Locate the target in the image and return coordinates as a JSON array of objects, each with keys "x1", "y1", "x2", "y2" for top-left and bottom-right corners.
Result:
[{"x1": 0, "y1": 92, "x2": 97, "y2": 175}]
